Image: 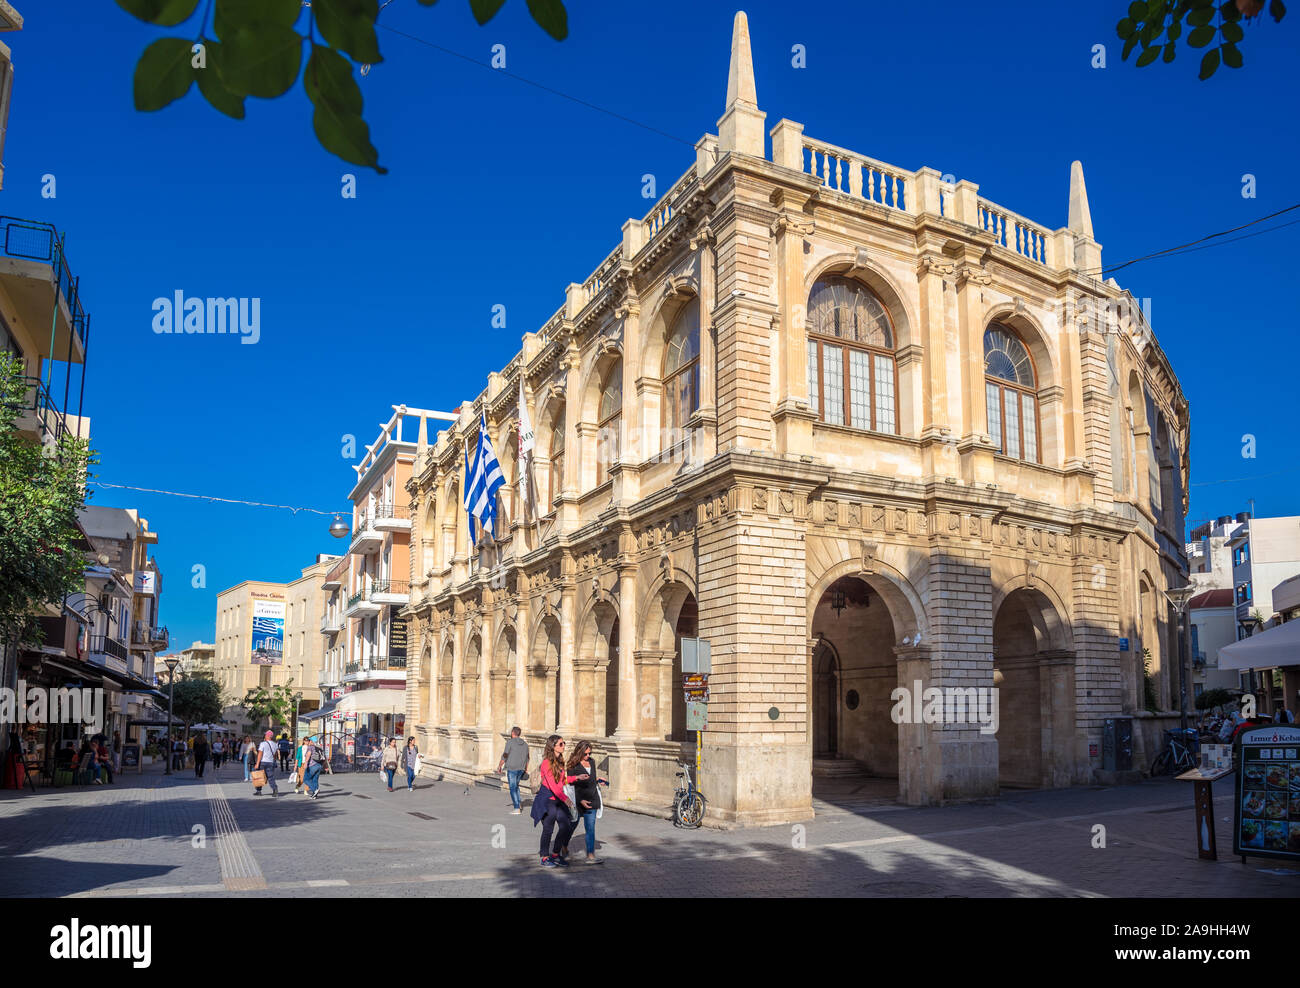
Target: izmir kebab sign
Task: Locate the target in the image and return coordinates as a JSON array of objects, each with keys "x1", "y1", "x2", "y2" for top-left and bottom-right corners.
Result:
[{"x1": 1233, "y1": 724, "x2": 1300, "y2": 863}]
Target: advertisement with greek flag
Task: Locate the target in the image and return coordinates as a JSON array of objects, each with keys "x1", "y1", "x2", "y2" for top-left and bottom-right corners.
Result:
[{"x1": 250, "y1": 598, "x2": 285, "y2": 665}]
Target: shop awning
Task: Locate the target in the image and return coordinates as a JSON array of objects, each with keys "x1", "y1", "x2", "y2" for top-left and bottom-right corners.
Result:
[
  {"x1": 1218, "y1": 620, "x2": 1300, "y2": 671},
  {"x1": 335, "y1": 689, "x2": 404, "y2": 716},
  {"x1": 303, "y1": 698, "x2": 341, "y2": 721}
]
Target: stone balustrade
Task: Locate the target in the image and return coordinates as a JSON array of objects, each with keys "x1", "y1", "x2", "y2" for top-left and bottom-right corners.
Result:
[
  {"x1": 976, "y1": 198, "x2": 1052, "y2": 266},
  {"x1": 801, "y1": 135, "x2": 910, "y2": 213}
]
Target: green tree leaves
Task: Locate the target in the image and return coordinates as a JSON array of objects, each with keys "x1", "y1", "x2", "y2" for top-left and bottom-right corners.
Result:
[
  {"x1": 133, "y1": 37, "x2": 195, "y2": 111},
  {"x1": 120, "y1": 0, "x2": 570, "y2": 171},
  {"x1": 306, "y1": 45, "x2": 386, "y2": 173},
  {"x1": 1116, "y1": 0, "x2": 1287, "y2": 78},
  {"x1": 167, "y1": 674, "x2": 225, "y2": 727},
  {"x1": 0, "y1": 354, "x2": 93, "y2": 651},
  {"x1": 314, "y1": 0, "x2": 383, "y2": 64},
  {"x1": 115, "y1": 0, "x2": 201, "y2": 27},
  {"x1": 526, "y1": 0, "x2": 568, "y2": 40},
  {"x1": 219, "y1": 27, "x2": 303, "y2": 99}
]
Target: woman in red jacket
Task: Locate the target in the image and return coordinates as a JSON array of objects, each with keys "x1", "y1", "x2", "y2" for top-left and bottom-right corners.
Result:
[{"x1": 535, "y1": 735, "x2": 585, "y2": 868}]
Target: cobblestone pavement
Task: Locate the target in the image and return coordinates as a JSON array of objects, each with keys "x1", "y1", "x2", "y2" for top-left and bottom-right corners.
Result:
[{"x1": 1, "y1": 763, "x2": 1296, "y2": 897}]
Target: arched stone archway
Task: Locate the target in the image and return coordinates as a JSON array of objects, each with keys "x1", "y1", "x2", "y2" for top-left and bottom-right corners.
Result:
[
  {"x1": 992, "y1": 586, "x2": 1077, "y2": 789},
  {"x1": 436, "y1": 643, "x2": 454, "y2": 726},
  {"x1": 810, "y1": 574, "x2": 904, "y2": 790},
  {"x1": 462, "y1": 634, "x2": 482, "y2": 725},
  {"x1": 529, "y1": 615, "x2": 561, "y2": 732},
  {"x1": 638, "y1": 579, "x2": 696, "y2": 742},
  {"x1": 491, "y1": 625, "x2": 516, "y2": 733},
  {"x1": 576, "y1": 600, "x2": 619, "y2": 738}
]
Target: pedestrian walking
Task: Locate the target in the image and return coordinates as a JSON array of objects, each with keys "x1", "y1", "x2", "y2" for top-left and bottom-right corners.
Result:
[
  {"x1": 382, "y1": 737, "x2": 400, "y2": 791},
  {"x1": 278, "y1": 733, "x2": 292, "y2": 773},
  {"x1": 240, "y1": 736, "x2": 255, "y2": 781},
  {"x1": 530, "y1": 735, "x2": 579, "y2": 868},
  {"x1": 211, "y1": 736, "x2": 224, "y2": 772},
  {"x1": 293, "y1": 736, "x2": 306, "y2": 794},
  {"x1": 497, "y1": 726, "x2": 529, "y2": 814},
  {"x1": 301, "y1": 736, "x2": 331, "y2": 798},
  {"x1": 172, "y1": 735, "x2": 186, "y2": 771},
  {"x1": 403, "y1": 736, "x2": 420, "y2": 792},
  {"x1": 193, "y1": 733, "x2": 209, "y2": 779},
  {"x1": 253, "y1": 730, "x2": 279, "y2": 795},
  {"x1": 564, "y1": 740, "x2": 608, "y2": 864}
]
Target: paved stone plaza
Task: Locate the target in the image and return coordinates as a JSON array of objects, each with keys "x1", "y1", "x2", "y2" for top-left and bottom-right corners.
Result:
[{"x1": 0, "y1": 765, "x2": 1294, "y2": 898}]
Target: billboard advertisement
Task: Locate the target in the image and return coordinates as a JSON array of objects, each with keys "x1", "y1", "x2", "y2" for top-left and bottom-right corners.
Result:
[{"x1": 250, "y1": 598, "x2": 285, "y2": 665}]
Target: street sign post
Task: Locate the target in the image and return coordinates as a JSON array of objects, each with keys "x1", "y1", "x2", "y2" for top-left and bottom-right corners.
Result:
[{"x1": 680, "y1": 638, "x2": 711, "y2": 779}]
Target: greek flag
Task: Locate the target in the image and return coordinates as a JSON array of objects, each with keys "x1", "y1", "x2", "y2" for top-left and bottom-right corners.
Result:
[{"x1": 463, "y1": 414, "x2": 506, "y2": 541}]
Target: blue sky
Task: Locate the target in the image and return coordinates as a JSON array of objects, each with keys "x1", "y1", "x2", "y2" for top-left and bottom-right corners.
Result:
[{"x1": 7, "y1": 1, "x2": 1297, "y2": 648}]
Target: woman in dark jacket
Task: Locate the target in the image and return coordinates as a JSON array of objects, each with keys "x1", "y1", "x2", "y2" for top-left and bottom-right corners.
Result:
[{"x1": 563, "y1": 740, "x2": 607, "y2": 864}]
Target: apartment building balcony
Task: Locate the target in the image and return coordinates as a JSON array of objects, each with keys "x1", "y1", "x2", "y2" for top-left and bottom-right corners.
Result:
[
  {"x1": 342, "y1": 654, "x2": 408, "y2": 683},
  {"x1": 0, "y1": 217, "x2": 90, "y2": 364},
  {"x1": 87, "y1": 634, "x2": 128, "y2": 676},
  {"x1": 130, "y1": 621, "x2": 169, "y2": 650},
  {"x1": 344, "y1": 579, "x2": 409, "y2": 617},
  {"x1": 12, "y1": 375, "x2": 88, "y2": 445},
  {"x1": 373, "y1": 502, "x2": 411, "y2": 533},
  {"x1": 320, "y1": 612, "x2": 343, "y2": 634},
  {"x1": 349, "y1": 510, "x2": 382, "y2": 555},
  {"x1": 322, "y1": 561, "x2": 346, "y2": 590}
]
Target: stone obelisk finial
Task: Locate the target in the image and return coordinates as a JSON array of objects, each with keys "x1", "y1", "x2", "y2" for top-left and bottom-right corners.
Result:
[
  {"x1": 717, "y1": 11, "x2": 765, "y2": 157},
  {"x1": 1068, "y1": 160, "x2": 1094, "y2": 240},
  {"x1": 1068, "y1": 160, "x2": 1103, "y2": 273}
]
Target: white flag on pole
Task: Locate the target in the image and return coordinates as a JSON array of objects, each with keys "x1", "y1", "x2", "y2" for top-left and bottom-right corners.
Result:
[{"x1": 518, "y1": 377, "x2": 535, "y2": 519}]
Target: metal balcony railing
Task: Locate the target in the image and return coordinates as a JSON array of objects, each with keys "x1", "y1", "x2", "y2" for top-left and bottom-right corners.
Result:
[
  {"x1": 0, "y1": 216, "x2": 91, "y2": 351},
  {"x1": 373, "y1": 502, "x2": 410, "y2": 522},
  {"x1": 344, "y1": 655, "x2": 407, "y2": 676},
  {"x1": 10, "y1": 375, "x2": 71, "y2": 443},
  {"x1": 89, "y1": 634, "x2": 128, "y2": 662},
  {"x1": 347, "y1": 580, "x2": 410, "y2": 609}
]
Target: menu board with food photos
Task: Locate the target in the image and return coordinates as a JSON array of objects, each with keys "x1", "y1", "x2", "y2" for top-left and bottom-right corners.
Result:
[{"x1": 1233, "y1": 724, "x2": 1300, "y2": 862}]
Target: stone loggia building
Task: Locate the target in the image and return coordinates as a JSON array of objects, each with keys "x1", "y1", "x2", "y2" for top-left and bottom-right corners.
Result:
[{"x1": 401, "y1": 12, "x2": 1190, "y2": 825}]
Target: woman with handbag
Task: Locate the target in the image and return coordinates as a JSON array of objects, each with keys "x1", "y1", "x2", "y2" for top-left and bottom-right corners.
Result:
[
  {"x1": 563, "y1": 740, "x2": 608, "y2": 865},
  {"x1": 403, "y1": 737, "x2": 420, "y2": 792},
  {"x1": 382, "y1": 738, "x2": 401, "y2": 791},
  {"x1": 531, "y1": 735, "x2": 582, "y2": 868},
  {"x1": 252, "y1": 730, "x2": 279, "y2": 795},
  {"x1": 301, "y1": 736, "x2": 331, "y2": 799}
]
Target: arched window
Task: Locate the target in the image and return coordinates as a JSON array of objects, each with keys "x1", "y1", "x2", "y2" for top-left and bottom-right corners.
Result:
[
  {"x1": 597, "y1": 362, "x2": 621, "y2": 487},
  {"x1": 663, "y1": 304, "x2": 700, "y2": 432},
  {"x1": 547, "y1": 410, "x2": 565, "y2": 513},
  {"x1": 984, "y1": 325, "x2": 1040, "y2": 463},
  {"x1": 806, "y1": 276, "x2": 897, "y2": 433}
]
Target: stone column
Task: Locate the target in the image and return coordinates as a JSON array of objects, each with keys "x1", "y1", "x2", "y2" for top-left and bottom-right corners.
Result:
[
  {"x1": 615, "y1": 563, "x2": 639, "y2": 736},
  {"x1": 478, "y1": 604, "x2": 495, "y2": 732},
  {"x1": 448, "y1": 618, "x2": 463, "y2": 730},
  {"x1": 769, "y1": 187, "x2": 817, "y2": 457},
  {"x1": 1038, "y1": 649, "x2": 1078, "y2": 787},
  {"x1": 557, "y1": 578, "x2": 577, "y2": 735},
  {"x1": 892, "y1": 643, "x2": 933, "y2": 805}
]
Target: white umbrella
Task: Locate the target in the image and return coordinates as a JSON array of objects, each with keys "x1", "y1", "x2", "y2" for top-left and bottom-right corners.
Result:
[{"x1": 1218, "y1": 620, "x2": 1300, "y2": 671}]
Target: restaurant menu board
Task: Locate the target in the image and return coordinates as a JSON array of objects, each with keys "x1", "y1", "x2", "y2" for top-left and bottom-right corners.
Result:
[{"x1": 1233, "y1": 724, "x2": 1300, "y2": 862}]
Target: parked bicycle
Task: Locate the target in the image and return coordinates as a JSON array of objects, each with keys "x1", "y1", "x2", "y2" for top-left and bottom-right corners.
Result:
[
  {"x1": 1149, "y1": 728, "x2": 1197, "y2": 776},
  {"x1": 672, "y1": 762, "x2": 706, "y2": 828}
]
